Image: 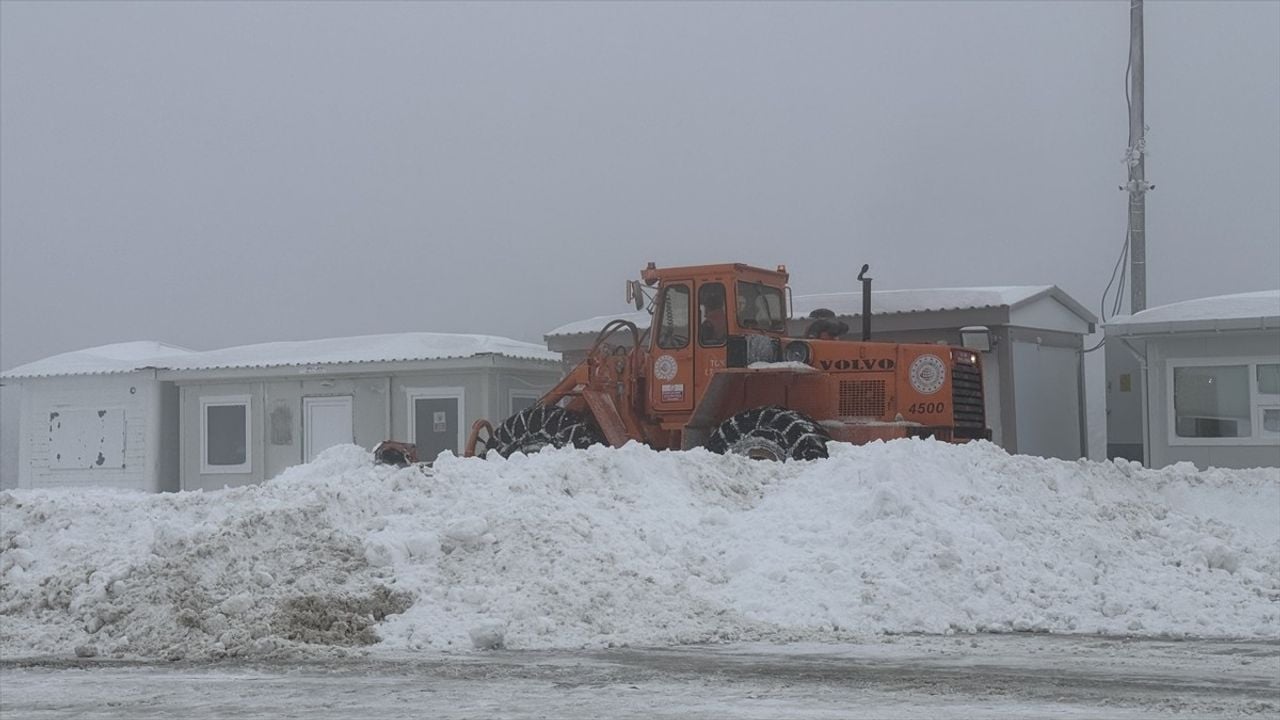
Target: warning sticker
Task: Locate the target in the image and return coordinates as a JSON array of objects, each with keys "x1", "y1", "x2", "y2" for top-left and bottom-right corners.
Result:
[
  {"x1": 660, "y1": 384, "x2": 684, "y2": 402},
  {"x1": 433, "y1": 411, "x2": 447, "y2": 433}
]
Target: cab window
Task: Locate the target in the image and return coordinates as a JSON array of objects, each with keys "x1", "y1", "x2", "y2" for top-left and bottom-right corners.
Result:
[
  {"x1": 736, "y1": 282, "x2": 786, "y2": 332},
  {"x1": 698, "y1": 283, "x2": 728, "y2": 347},
  {"x1": 657, "y1": 284, "x2": 691, "y2": 349}
]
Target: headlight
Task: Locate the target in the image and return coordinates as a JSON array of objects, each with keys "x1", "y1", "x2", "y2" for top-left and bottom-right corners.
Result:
[{"x1": 783, "y1": 341, "x2": 811, "y2": 364}]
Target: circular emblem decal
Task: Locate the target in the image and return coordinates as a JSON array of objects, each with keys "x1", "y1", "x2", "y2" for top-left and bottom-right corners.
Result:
[
  {"x1": 909, "y1": 354, "x2": 946, "y2": 395},
  {"x1": 654, "y1": 354, "x2": 678, "y2": 381}
]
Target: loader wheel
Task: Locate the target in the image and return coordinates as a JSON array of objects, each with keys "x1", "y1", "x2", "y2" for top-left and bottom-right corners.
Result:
[
  {"x1": 705, "y1": 406, "x2": 829, "y2": 462},
  {"x1": 487, "y1": 404, "x2": 603, "y2": 457}
]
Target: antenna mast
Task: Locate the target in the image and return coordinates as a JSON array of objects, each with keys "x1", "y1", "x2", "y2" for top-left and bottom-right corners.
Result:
[{"x1": 1126, "y1": 0, "x2": 1150, "y2": 313}]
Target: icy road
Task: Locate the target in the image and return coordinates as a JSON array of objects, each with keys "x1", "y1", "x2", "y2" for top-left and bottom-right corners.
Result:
[{"x1": 4, "y1": 635, "x2": 1277, "y2": 719}]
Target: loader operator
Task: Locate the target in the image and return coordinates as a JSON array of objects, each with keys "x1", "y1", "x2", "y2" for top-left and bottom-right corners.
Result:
[{"x1": 700, "y1": 285, "x2": 728, "y2": 345}]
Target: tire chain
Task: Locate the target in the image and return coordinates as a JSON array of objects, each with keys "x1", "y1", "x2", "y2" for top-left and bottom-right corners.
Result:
[
  {"x1": 705, "y1": 406, "x2": 829, "y2": 461},
  {"x1": 488, "y1": 404, "x2": 603, "y2": 457}
]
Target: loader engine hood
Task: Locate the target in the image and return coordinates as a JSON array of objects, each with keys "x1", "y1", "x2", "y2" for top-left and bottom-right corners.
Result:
[
  {"x1": 793, "y1": 341, "x2": 981, "y2": 429},
  {"x1": 804, "y1": 341, "x2": 898, "y2": 374}
]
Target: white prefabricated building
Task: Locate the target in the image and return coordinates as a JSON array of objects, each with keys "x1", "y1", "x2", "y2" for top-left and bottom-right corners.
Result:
[
  {"x1": 2, "y1": 333, "x2": 562, "y2": 493},
  {"x1": 1105, "y1": 290, "x2": 1280, "y2": 469}
]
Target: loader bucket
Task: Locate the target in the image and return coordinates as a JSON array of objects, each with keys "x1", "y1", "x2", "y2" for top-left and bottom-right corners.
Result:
[{"x1": 373, "y1": 441, "x2": 418, "y2": 467}]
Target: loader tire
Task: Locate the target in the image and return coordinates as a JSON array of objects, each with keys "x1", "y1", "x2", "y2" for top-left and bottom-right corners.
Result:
[
  {"x1": 487, "y1": 404, "x2": 603, "y2": 457},
  {"x1": 705, "y1": 406, "x2": 829, "y2": 462}
]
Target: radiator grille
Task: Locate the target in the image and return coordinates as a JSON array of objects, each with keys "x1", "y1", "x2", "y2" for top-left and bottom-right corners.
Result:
[
  {"x1": 951, "y1": 356, "x2": 986, "y2": 428},
  {"x1": 839, "y1": 380, "x2": 887, "y2": 418}
]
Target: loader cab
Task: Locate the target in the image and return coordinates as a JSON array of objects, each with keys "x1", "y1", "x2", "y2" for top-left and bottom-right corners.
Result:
[{"x1": 642, "y1": 263, "x2": 789, "y2": 420}]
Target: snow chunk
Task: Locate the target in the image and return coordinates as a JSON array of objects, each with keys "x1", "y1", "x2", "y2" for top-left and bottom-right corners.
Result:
[
  {"x1": 444, "y1": 517, "x2": 489, "y2": 545},
  {"x1": 468, "y1": 620, "x2": 507, "y2": 650}
]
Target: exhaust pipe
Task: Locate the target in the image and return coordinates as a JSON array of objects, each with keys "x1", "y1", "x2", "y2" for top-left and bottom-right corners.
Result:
[{"x1": 857, "y1": 264, "x2": 872, "y2": 341}]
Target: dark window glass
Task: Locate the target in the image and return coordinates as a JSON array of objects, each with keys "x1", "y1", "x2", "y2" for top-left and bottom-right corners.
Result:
[
  {"x1": 657, "y1": 284, "x2": 691, "y2": 349},
  {"x1": 698, "y1": 283, "x2": 728, "y2": 347},
  {"x1": 1173, "y1": 365, "x2": 1251, "y2": 438},
  {"x1": 1258, "y1": 364, "x2": 1280, "y2": 395},
  {"x1": 207, "y1": 404, "x2": 247, "y2": 466},
  {"x1": 736, "y1": 282, "x2": 786, "y2": 332}
]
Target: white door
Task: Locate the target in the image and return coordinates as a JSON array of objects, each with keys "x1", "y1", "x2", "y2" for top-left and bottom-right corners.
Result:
[{"x1": 303, "y1": 396, "x2": 354, "y2": 462}]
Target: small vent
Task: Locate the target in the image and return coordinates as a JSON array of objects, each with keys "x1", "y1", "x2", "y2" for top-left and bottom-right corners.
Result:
[{"x1": 839, "y1": 380, "x2": 886, "y2": 417}]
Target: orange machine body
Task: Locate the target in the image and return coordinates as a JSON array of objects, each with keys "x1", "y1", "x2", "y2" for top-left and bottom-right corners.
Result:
[{"x1": 465, "y1": 262, "x2": 988, "y2": 456}]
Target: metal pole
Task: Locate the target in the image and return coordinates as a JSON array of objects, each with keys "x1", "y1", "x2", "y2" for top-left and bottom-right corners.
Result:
[{"x1": 1127, "y1": 0, "x2": 1148, "y2": 313}]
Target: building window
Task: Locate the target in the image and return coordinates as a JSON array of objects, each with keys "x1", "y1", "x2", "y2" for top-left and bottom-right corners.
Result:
[
  {"x1": 509, "y1": 390, "x2": 541, "y2": 416},
  {"x1": 1168, "y1": 359, "x2": 1280, "y2": 445},
  {"x1": 1259, "y1": 363, "x2": 1280, "y2": 438},
  {"x1": 201, "y1": 396, "x2": 251, "y2": 473}
]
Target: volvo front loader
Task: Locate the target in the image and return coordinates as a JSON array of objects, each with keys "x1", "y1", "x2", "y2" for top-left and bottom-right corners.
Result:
[{"x1": 378, "y1": 262, "x2": 989, "y2": 465}]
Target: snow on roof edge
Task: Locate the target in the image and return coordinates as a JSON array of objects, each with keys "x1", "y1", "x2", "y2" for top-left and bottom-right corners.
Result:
[
  {"x1": 0, "y1": 341, "x2": 197, "y2": 380},
  {"x1": 545, "y1": 311, "x2": 653, "y2": 340},
  {"x1": 3, "y1": 333, "x2": 561, "y2": 380},
  {"x1": 1106, "y1": 290, "x2": 1280, "y2": 334}
]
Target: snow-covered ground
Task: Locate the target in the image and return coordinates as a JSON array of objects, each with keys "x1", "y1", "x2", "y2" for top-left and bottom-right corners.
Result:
[{"x1": 1, "y1": 440, "x2": 1277, "y2": 664}]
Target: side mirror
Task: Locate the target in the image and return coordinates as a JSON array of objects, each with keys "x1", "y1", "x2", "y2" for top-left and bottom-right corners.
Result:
[
  {"x1": 626, "y1": 280, "x2": 644, "y2": 310},
  {"x1": 959, "y1": 326, "x2": 992, "y2": 352}
]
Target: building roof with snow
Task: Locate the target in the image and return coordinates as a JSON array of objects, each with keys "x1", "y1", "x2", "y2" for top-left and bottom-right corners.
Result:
[
  {"x1": 2, "y1": 333, "x2": 559, "y2": 380},
  {"x1": 545, "y1": 285, "x2": 1096, "y2": 340},
  {"x1": 545, "y1": 311, "x2": 652, "y2": 339},
  {"x1": 160, "y1": 333, "x2": 558, "y2": 371},
  {"x1": 792, "y1": 285, "x2": 1095, "y2": 323},
  {"x1": 0, "y1": 341, "x2": 197, "y2": 380},
  {"x1": 1105, "y1": 290, "x2": 1280, "y2": 337}
]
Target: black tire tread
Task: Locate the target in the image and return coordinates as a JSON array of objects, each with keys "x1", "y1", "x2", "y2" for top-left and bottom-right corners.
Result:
[
  {"x1": 705, "y1": 406, "x2": 829, "y2": 461},
  {"x1": 488, "y1": 404, "x2": 603, "y2": 457}
]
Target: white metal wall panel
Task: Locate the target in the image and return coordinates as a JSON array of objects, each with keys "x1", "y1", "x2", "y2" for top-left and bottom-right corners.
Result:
[
  {"x1": 1012, "y1": 341, "x2": 1082, "y2": 460},
  {"x1": 48, "y1": 407, "x2": 125, "y2": 470},
  {"x1": 18, "y1": 374, "x2": 156, "y2": 490}
]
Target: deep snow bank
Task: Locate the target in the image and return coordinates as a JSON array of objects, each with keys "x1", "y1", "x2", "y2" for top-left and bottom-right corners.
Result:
[{"x1": 1, "y1": 441, "x2": 1277, "y2": 660}]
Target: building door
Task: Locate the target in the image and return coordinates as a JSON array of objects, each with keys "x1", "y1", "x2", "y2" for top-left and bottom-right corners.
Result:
[
  {"x1": 303, "y1": 396, "x2": 354, "y2": 462},
  {"x1": 411, "y1": 393, "x2": 461, "y2": 461}
]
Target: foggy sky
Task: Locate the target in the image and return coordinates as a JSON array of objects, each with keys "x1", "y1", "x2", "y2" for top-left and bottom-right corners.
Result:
[{"x1": 2, "y1": 0, "x2": 1279, "y2": 373}]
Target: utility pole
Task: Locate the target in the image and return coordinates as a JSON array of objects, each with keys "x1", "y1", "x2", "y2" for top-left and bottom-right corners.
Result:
[{"x1": 1126, "y1": 0, "x2": 1150, "y2": 313}]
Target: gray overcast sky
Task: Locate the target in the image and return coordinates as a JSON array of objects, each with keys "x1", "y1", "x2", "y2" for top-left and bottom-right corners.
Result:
[{"x1": 2, "y1": 0, "x2": 1278, "y2": 371}]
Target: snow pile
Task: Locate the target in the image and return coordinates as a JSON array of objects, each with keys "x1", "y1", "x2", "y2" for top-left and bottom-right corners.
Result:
[{"x1": 1, "y1": 441, "x2": 1277, "y2": 661}]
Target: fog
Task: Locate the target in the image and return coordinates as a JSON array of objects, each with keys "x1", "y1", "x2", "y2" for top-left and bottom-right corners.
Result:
[{"x1": 2, "y1": 2, "x2": 1278, "y2": 483}]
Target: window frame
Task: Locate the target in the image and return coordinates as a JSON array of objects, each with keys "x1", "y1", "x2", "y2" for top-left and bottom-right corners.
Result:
[
  {"x1": 1165, "y1": 357, "x2": 1280, "y2": 446},
  {"x1": 200, "y1": 394, "x2": 252, "y2": 474}
]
